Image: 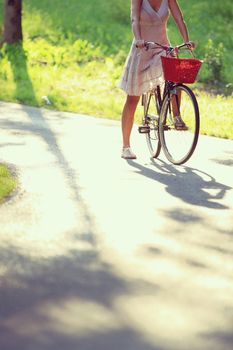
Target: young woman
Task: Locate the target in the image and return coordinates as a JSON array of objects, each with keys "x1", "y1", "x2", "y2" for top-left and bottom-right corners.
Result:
[{"x1": 119, "y1": 0, "x2": 194, "y2": 159}]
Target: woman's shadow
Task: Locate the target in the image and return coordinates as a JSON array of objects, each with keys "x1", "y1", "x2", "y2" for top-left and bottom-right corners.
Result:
[{"x1": 126, "y1": 158, "x2": 231, "y2": 209}]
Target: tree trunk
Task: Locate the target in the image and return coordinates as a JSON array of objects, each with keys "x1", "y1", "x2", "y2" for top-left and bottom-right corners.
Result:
[{"x1": 3, "y1": 0, "x2": 23, "y2": 43}]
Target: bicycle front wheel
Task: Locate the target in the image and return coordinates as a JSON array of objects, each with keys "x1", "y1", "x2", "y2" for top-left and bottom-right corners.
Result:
[
  {"x1": 159, "y1": 84, "x2": 200, "y2": 165},
  {"x1": 143, "y1": 93, "x2": 161, "y2": 158}
]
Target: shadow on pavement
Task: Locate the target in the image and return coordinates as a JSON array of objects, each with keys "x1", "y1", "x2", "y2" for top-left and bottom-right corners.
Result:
[
  {"x1": 126, "y1": 159, "x2": 231, "y2": 209},
  {"x1": 200, "y1": 331, "x2": 233, "y2": 350},
  {"x1": 211, "y1": 151, "x2": 233, "y2": 167},
  {"x1": 0, "y1": 238, "x2": 161, "y2": 350},
  {"x1": 1, "y1": 50, "x2": 164, "y2": 348},
  {"x1": 2, "y1": 43, "x2": 232, "y2": 350}
]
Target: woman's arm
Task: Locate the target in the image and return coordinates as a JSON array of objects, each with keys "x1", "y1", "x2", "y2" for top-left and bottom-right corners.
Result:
[
  {"x1": 131, "y1": 0, "x2": 144, "y2": 47},
  {"x1": 168, "y1": 0, "x2": 191, "y2": 44}
]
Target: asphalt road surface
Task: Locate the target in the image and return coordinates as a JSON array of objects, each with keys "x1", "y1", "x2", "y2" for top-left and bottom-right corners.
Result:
[{"x1": 0, "y1": 101, "x2": 233, "y2": 350}]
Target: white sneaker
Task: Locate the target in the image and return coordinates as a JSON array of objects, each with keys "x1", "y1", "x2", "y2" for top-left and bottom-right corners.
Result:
[{"x1": 121, "y1": 147, "x2": 137, "y2": 159}]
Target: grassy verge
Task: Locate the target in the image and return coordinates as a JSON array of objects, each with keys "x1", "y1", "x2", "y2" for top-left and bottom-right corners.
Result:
[
  {"x1": 0, "y1": 164, "x2": 17, "y2": 201},
  {"x1": 0, "y1": 0, "x2": 232, "y2": 139}
]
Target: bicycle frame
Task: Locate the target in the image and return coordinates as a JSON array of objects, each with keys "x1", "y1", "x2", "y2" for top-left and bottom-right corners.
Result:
[{"x1": 143, "y1": 81, "x2": 178, "y2": 120}]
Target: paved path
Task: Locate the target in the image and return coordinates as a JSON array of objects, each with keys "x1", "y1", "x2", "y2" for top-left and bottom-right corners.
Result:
[{"x1": 0, "y1": 101, "x2": 233, "y2": 350}]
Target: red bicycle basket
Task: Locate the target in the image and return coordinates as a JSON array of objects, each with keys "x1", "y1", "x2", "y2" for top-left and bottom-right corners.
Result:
[{"x1": 161, "y1": 56, "x2": 203, "y2": 84}]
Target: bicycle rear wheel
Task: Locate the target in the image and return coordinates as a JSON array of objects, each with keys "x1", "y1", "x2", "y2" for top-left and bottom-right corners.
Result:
[
  {"x1": 159, "y1": 84, "x2": 200, "y2": 165},
  {"x1": 142, "y1": 93, "x2": 161, "y2": 158}
]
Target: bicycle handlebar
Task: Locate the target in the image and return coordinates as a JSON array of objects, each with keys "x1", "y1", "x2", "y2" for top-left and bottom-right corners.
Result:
[{"x1": 143, "y1": 41, "x2": 193, "y2": 54}]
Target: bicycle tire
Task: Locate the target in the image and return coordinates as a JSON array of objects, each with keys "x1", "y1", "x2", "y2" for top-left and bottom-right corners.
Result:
[
  {"x1": 159, "y1": 84, "x2": 200, "y2": 165},
  {"x1": 142, "y1": 93, "x2": 161, "y2": 158}
]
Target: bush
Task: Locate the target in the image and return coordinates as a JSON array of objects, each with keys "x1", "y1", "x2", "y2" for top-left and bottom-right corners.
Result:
[{"x1": 205, "y1": 39, "x2": 225, "y2": 83}]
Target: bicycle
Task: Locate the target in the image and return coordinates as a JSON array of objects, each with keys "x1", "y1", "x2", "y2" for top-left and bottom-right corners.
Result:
[{"x1": 138, "y1": 42, "x2": 203, "y2": 165}]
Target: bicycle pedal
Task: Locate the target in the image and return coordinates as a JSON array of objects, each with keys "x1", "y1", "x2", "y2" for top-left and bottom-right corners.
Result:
[{"x1": 138, "y1": 125, "x2": 150, "y2": 134}]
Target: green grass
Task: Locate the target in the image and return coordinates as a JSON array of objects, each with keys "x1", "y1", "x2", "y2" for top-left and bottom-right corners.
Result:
[
  {"x1": 0, "y1": 164, "x2": 17, "y2": 201},
  {"x1": 0, "y1": 0, "x2": 232, "y2": 138},
  {"x1": 194, "y1": 91, "x2": 233, "y2": 139}
]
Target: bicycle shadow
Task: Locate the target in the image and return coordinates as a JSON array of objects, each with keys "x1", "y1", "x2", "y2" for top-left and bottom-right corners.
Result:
[{"x1": 126, "y1": 158, "x2": 231, "y2": 209}]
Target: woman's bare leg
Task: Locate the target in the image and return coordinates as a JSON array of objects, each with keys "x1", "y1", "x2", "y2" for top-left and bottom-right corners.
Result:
[
  {"x1": 122, "y1": 95, "x2": 140, "y2": 148},
  {"x1": 172, "y1": 90, "x2": 188, "y2": 130},
  {"x1": 172, "y1": 90, "x2": 181, "y2": 117}
]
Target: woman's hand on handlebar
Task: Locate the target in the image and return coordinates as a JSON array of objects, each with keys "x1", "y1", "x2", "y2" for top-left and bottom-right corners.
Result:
[
  {"x1": 185, "y1": 41, "x2": 196, "y2": 50},
  {"x1": 135, "y1": 39, "x2": 145, "y2": 49}
]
